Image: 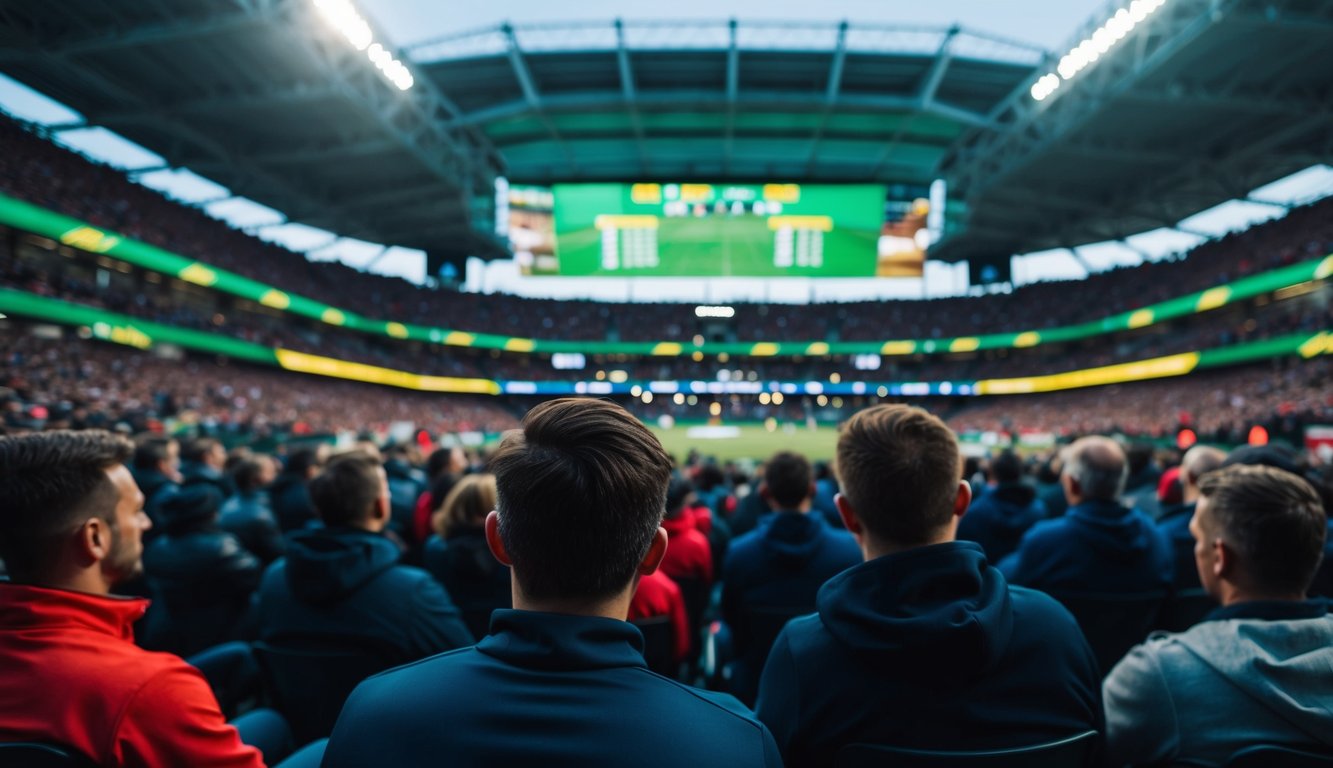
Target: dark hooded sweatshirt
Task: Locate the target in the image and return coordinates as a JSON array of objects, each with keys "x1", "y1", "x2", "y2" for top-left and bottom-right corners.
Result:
[
  {"x1": 253, "y1": 527, "x2": 473, "y2": 660},
  {"x1": 957, "y1": 483, "x2": 1048, "y2": 563},
  {"x1": 998, "y1": 499, "x2": 1174, "y2": 593},
  {"x1": 722, "y1": 512, "x2": 861, "y2": 703},
  {"x1": 755, "y1": 542, "x2": 1102, "y2": 768}
]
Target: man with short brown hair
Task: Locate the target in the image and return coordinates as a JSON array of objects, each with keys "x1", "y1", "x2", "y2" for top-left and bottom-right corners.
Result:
[
  {"x1": 1104, "y1": 465, "x2": 1333, "y2": 766},
  {"x1": 755, "y1": 405, "x2": 1101, "y2": 767},
  {"x1": 324, "y1": 398, "x2": 781, "y2": 768},
  {"x1": 0, "y1": 430, "x2": 266, "y2": 767}
]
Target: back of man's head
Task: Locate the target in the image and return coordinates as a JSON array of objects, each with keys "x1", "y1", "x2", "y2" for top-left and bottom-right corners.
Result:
[
  {"x1": 231, "y1": 455, "x2": 272, "y2": 494},
  {"x1": 0, "y1": 430, "x2": 134, "y2": 582},
  {"x1": 764, "y1": 451, "x2": 813, "y2": 510},
  {"x1": 490, "y1": 398, "x2": 672, "y2": 602},
  {"x1": 281, "y1": 446, "x2": 322, "y2": 479},
  {"x1": 181, "y1": 436, "x2": 222, "y2": 466},
  {"x1": 309, "y1": 452, "x2": 385, "y2": 528},
  {"x1": 133, "y1": 435, "x2": 176, "y2": 473},
  {"x1": 1063, "y1": 436, "x2": 1128, "y2": 502},
  {"x1": 1196, "y1": 464, "x2": 1325, "y2": 598},
  {"x1": 1180, "y1": 445, "x2": 1226, "y2": 490},
  {"x1": 989, "y1": 450, "x2": 1024, "y2": 485},
  {"x1": 836, "y1": 405, "x2": 961, "y2": 547}
]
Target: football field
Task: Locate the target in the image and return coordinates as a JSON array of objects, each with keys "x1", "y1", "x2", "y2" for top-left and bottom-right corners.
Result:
[{"x1": 648, "y1": 421, "x2": 839, "y2": 463}]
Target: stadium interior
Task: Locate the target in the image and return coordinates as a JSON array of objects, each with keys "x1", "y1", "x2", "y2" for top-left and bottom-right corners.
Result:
[{"x1": 0, "y1": 0, "x2": 1331, "y2": 765}]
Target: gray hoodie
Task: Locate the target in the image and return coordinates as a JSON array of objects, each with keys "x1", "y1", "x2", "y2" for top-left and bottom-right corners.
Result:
[{"x1": 1103, "y1": 604, "x2": 1333, "y2": 767}]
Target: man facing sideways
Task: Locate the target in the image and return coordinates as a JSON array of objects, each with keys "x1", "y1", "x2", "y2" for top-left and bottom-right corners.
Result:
[
  {"x1": 0, "y1": 430, "x2": 265, "y2": 767},
  {"x1": 323, "y1": 398, "x2": 781, "y2": 768},
  {"x1": 1103, "y1": 465, "x2": 1333, "y2": 766},
  {"x1": 1156, "y1": 445, "x2": 1227, "y2": 591},
  {"x1": 755, "y1": 405, "x2": 1101, "y2": 768}
]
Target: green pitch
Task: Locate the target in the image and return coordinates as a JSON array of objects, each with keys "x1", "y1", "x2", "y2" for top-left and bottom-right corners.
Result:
[{"x1": 648, "y1": 421, "x2": 839, "y2": 464}]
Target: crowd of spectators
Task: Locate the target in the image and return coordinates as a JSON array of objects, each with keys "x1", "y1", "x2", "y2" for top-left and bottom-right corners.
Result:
[{"x1": 3, "y1": 115, "x2": 1331, "y2": 346}]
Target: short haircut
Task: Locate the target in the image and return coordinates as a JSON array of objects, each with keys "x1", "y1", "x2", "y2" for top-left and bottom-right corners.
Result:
[
  {"x1": 765, "y1": 451, "x2": 813, "y2": 509},
  {"x1": 1198, "y1": 464, "x2": 1326, "y2": 595},
  {"x1": 836, "y1": 405, "x2": 961, "y2": 546},
  {"x1": 181, "y1": 436, "x2": 221, "y2": 464},
  {"x1": 490, "y1": 398, "x2": 672, "y2": 601},
  {"x1": 990, "y1": 450, "x2": 1024, "y2": 484},
  {"x1": 425, "y1": 447, "x2": 454, "y2": 479},
  {"x1": 0, "y1": 430, "x2": 134, "y2": 580},
  {"x1": 230, "y1": 456, "x2": 271, "y2": 493},
  {"x1": 1063, "y1": 437, "x2": 1128, "y2": 501},
  {"x1": 435, "y1": 473, "x2": 497, "y2": 538},
  {"x1": 309, "y1": 452, "x2": 383, "y2": 527},
  {"x1": 132, "y1": 435, "x2": 175, "y2": 471},
  {"x1": 1180, "y1": 445, "x2": 1226, "y2": 486},
  {"x1": 281, "y1": 447, "x2": 322, "y2": 477}
]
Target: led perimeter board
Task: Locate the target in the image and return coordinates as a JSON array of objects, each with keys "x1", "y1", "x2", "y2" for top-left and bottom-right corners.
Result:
[{"x1": 549, "y1": 183, "x2": 884, "y2": 277}]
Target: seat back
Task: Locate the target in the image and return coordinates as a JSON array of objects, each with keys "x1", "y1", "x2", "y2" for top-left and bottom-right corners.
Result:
[
  {"x1": 1046, "y1": 590, "x2": 1166, "y2": 676},
  {"x1": 835, "y1": 730, "x2": 1098, "y2": 768},
  {"x1": 253, "y1": 635, "x2": 403, "y2": 744},
  {"x1": 673, "y1": 576, "x2": 712, "y2": 654},
  {"x1": 0, "y1": 743, "x2": 97, "y2": 768},
  {"x1": 1154, "y1": 588, "x2": 1218, "y2": 633},
  {"x1": 631, "y1": 616, "x2": 676, "y2": 677},
  {"x1": 1227, "y1": 745, "x2": 1333, "y2": 767}
]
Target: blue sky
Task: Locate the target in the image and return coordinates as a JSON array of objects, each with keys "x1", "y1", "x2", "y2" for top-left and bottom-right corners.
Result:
[{"x1": 1, "y1": 0, "x2": 1330, "y2": 299}]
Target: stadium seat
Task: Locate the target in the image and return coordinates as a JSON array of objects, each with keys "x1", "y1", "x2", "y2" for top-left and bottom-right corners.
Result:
[
  {"x1": 1044, "y1": 590, "x2": 1167, "y2": 676},
  {"x1": 631, "y1": 616, "x2": 676, "y2": 677},
  {"x1": 252, "y1": 635, "x2": 403, "y2": 744},
  {"x1": 1154, "y1": 588, "x2": 1218, "y2": 634},
  {"x1": 673, "y1": 576, "x2": 713, "y2": 656},
  {"x1": 1226, "y1": 745, "x2": 1333, "y2": 767},
  {"x1": 0, "y1": 742, "x2": 97, "y2": 768},
  {"x1": 728, "y1": 603, "x2": 813, "y2": 704},
  {"x1": 834, "y1": 730, "x2": 1098, "y2": 768}
]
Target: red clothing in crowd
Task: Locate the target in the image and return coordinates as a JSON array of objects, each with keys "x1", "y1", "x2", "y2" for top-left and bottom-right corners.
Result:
[
  {"x1": 660, "y1": 514, "x2": 714, "y2": 584},
  {"x1": 0, "y1": 583, "x2": 264, "y2": 768},
  {"x1": 628, "y1": 570, "x2": 691, "y2": 663}
]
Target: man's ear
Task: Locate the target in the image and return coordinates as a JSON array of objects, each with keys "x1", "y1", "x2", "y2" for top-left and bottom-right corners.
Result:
[
  {"x1": 1213, "y1": 538, "x2": 1233, "y2": 581},
  {"x1": 637, "y1": 527, "x2": 669, "y2": 576},
  {"x1": 953, "y1": 480, "x2": 972, "y2": 519},
  {"x1": 371, "y1": 494, "x2": 391, "y2": 524},
  {"x1": 484, "y1": 510, "x2": 513, "y2": 566},
  {"x1": 835, "y1": 493, "x2": 863, "y2": 538},
  {"x1": 78, "y1": 517, "x2": 110, "y2": 566}
]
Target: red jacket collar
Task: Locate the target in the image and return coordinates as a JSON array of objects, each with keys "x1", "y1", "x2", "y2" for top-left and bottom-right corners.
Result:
[{"x1": 0, "y1": 583, "x2": 149, "y2": 643}]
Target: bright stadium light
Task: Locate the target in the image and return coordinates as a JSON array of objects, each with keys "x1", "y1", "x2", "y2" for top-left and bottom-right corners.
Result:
[
  {"x1": 311, "y1": 0, "x2": 414, "y2": 91},
  {"x1": 695, "y1": 305, "x2": 736, "y2": 318},
  {"x1": 1031, "y1": 0, "x2": 1168, "y2": 102}
]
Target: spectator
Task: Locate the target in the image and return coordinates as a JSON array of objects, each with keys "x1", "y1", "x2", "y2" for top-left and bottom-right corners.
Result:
[
  {"x1": 219, "y1": 455, "x2": 285, "y2": 565},
  {"x1": 412, "y1": 445, "x2": 467, "y2": 546},
  {"x1": 722, "y1": 451, "x2": 860, "y2": 704},
  {"x1": 957, "y1": 449, "x2": 1047, "y2": 563},
  {"x1": 181, "y1": 436, "x2": 233, "y2": 497},
  {"x1": 1103, "y1": 465, "x2": 1333, "y2": 765},
  {"x1": 659, "y1": 477, "x2": 714, "y2": 586},
  {"x1": 251, "y1": 452, "x2": 473, "y2": 662},
  {"x1": 755, "y1": 405, "x2": 1101, "y2": 766},
  {"x1": 1157, "y1": 445, "x2": 1227, "y2": 591},
  {"x1": 322, "y1": 398, "x2": 782, "y2": 768},
  {"x1": 131, "y1": 435, "x2": 181, "y2": 524},
  {"x1": 422, "y1": 474, "x2": 511, "y2": 640},
  {"x1": 269, "y1": 447, "x2": 323, "y2": 534},
  {"x1": 628, "y1": 567, "x2": 692, "y2": 668},
  {"x1": 142, "y1": 485, "x2": 262, "y2": 656},
  {"x1": 0, "y1": 430, "x2": 267, "y2": 766},
  {"x1": 999, "y1": 436, "x2": 1174, "y2": 594}
]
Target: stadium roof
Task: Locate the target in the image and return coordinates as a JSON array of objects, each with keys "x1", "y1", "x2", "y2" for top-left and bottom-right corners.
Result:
[{"x1": 0, "y1": 0, "x2": 1328, "y2": 267}]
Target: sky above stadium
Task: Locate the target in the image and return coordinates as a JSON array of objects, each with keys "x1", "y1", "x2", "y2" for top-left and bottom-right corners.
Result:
[{"x1": 1, "y1": 0, "x2": 1330, "y2": 298}]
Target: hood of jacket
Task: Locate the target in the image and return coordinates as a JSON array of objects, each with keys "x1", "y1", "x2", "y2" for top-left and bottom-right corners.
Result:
[
  {"x1": 816, "y1": 541, "x2": 1012, "y2": 686},
  {"x1": 1066, "y1": 499, "x2": 1161, "y2": 565},
  {"x1": 759, "y1": 511, "x2": 832, "y2": 569},
  {"x1": 284, "y1": 527, "x2": 400, "y2": 605}
]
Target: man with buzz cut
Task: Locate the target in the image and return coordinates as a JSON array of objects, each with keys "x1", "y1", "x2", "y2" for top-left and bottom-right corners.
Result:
[
  {"x1": 1103, "y1": 464, "x2": 1333, "y2": 766},
  {"x1": 323, "y1": 398, "x2": 782, "y2": 768},
  {"x1": 0, "y1": 430, "x2": 267, "y2": 767},
  {"x1": 755, "y1": 405, "x2": 1101, "y2": 768}
]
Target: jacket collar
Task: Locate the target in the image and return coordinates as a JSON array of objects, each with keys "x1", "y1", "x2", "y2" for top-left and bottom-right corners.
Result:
[
  {"x1": 1206, "y1": 598, "x2": 1329, "y2": 623},
  {"x1": 0, "y1": 583, "x2": 148, "y2": 643},
  {"x1": 477, "y1": 609, "x2": 646, "y2": 671}
]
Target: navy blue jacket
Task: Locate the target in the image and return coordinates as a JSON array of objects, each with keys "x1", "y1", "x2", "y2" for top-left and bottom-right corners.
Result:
[
  {"x1": 755, "y1": 542, "x2": 1102, "y2": 767},
  {"x1": 1156, "y1": 502, "x2": 1200, "y2": 591},
  {"x1": 323, "y1": 610, "x2": 783, "y2": 768},
  {"x1": 252, "y1": 527, "x2": 473, "y2": 659},
  {"x1": 269, "y1": 473, "x2": 317, "y2": 533},
  {"x1": 998, "y1": 500, "x2": 1173, "y2": 594},
  {"x1": 218, "y1": 491, "x2": 285, "y2": 565},
  {"x1": 722, "y1": 512, "x2": 861, "y2": 702},
  {"x1": 957, "y1": 483, "x2": 1048, "y2": 563},
  {"x1": 422, "y1": 531, "x2": 512, "y2": 640}
]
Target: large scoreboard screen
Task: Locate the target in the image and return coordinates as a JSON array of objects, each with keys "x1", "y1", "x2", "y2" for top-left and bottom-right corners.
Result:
[{"x1": 548, "y1": 183, "x2": 884, "y2": 277}]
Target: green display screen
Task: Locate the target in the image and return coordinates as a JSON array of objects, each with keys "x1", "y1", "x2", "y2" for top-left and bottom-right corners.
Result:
[{"x1": 550, "y1": 183, "x2": 884, "y2": 277}]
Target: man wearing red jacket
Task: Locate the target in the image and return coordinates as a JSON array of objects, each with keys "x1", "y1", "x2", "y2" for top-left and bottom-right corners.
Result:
[{"x1": 0, "y1": 430, "x2": 266, "y2": 767}]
